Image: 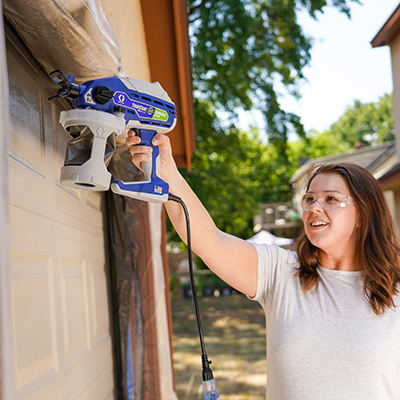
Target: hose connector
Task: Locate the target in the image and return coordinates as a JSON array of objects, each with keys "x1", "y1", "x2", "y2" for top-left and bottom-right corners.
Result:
[{"x1": 202, "y1": 355, "x2": 219, "y2": 400}]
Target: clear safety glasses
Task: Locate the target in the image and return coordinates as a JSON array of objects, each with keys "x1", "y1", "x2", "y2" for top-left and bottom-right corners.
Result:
[{"x1": 302, "y1": 192, "x2": 353, "y2": 212}]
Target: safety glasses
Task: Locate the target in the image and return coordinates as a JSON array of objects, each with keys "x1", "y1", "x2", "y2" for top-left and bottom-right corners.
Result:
[{"x1": 302, "y1": 192, "x2": 353, "y2": 212}]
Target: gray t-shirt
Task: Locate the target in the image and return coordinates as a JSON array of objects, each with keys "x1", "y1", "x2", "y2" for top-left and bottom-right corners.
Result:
[{"x1": 251, "y1": 243, "x2": 400, "y2": 400}]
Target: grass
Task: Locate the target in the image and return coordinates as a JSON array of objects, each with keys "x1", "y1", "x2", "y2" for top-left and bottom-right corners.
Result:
[{"x1": 171, "y1": 295, "x2": 267, "y2": 400}]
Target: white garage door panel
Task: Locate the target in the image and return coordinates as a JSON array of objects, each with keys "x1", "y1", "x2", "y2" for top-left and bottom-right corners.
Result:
[
  {"x1": 9, "y1": 207, "x2": 114, "y2": 398},
  {"x1": 90, "y1": 264, "x2": 111, "y2": 342},
  {"x1": 8, "y1": 186, "x2": 104, "y2": 253},
  {"x1": 7, "y1": 24, "x2": 115, "y2": 400},
  {"x1": 10, "y1": 252, "x2": 56, "y2": 390},
  {"x1": 60, "y1": 259, "x2": 90, "y2": 362},
  {"x1": 7, "y1": 46, "x2": 46, "y2": 177}
]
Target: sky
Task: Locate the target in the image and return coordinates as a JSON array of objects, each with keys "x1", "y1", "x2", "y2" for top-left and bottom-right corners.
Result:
[{"x1": 239, "y1": 0, "x2": 400, "y2": 137}]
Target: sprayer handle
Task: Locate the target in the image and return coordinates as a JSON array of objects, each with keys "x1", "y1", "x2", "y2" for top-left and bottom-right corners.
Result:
[{"x1": 111, "y1": 129, "x2": 169, "y2": 203}]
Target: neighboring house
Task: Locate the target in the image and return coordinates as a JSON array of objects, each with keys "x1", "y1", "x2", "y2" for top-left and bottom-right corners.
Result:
[
  {"x1": 0, "y1": 1, "x2": 194, "y2": 399},
  {"x1": 371, "y1": 2, "x2": 400, "y2": 239}
]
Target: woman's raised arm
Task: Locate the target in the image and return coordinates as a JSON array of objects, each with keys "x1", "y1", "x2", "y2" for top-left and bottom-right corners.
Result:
[{"x1": 126, "y1": 130, "x2": 258, "y2": 297}]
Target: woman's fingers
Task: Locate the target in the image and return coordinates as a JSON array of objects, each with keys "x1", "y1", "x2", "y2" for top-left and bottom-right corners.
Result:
[
  {"x1": 125, "y1": 129, "x2": 177, "y2": 180},
  {"x1": 126, "y1": 129, "x2": 141, "y2": 146},
  {"x1": 128, "y1": 145, "x2": 151, "y2": 170}
]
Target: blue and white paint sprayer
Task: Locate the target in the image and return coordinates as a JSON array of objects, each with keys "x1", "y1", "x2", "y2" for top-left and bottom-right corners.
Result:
[
  {"x1": 49, "y1": 70, "x2": 219, "y2": 399},
  {"x1": 49, "y1": 70, "x2": 176, "y2": 202}
]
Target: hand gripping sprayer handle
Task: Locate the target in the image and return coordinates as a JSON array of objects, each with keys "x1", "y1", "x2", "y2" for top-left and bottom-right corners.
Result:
[{"x1": 110, "y1": 129, "x2": 169, "y2": 203}]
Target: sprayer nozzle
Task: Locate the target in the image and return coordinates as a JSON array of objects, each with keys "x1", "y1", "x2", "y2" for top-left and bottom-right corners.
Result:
[{"x1": 48, "y1": 70, "x2": 80, "y2": 101}]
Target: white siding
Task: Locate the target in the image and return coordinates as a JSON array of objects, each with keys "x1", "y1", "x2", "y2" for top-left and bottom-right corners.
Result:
[{"x1": 6, "y1": 24, "x2": 114, "y2": 400}]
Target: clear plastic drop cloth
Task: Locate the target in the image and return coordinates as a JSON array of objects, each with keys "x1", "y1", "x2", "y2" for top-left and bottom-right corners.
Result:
[
  {"x1": 107, "y1": 144, "x2": 162, "y2": 400},
  {"x1": 2, "y1": 0, "x2": 125, "y2": 81}
]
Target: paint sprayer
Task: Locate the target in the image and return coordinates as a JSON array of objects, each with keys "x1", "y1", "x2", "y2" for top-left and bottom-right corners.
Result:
[{"x1": 48, "y1": 70, "x2": 219, "y2": 399}]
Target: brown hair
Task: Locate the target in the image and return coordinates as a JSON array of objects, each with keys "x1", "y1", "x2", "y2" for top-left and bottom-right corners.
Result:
[{"x1": 296, "y1": 163, "x2": 400, "y2": 314}]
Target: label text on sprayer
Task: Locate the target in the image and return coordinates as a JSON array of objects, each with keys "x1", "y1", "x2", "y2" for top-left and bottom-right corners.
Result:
[{"x1": 113, "y1": 91, "x2": 169, "y2": 122}]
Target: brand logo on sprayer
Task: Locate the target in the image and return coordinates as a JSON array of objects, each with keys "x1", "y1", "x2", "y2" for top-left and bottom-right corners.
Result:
[
  {"x1": 96, "y1": 126, "x2": 107, "y2": 139},
  {"x1": 113, "y1": 91, "x2": 169, "y2": 122},
  {"x1": 132, "y1": 102, "x2": 149, "y2": 112}
]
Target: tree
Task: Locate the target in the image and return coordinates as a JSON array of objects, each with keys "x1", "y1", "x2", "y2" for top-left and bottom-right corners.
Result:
[
  {"x1": 188, "y1": 0, "x2": 360, "y2": 156},
  {"x1": 324, "y1": 93, "x2": 394, "y2": 147},
  {"x1": 181, "y1": 99, "x2": 268, "y2": 239}
]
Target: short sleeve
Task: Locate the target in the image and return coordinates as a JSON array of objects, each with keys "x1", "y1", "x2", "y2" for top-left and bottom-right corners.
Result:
[{"x1": 249, "y1": 243, "x2": 298, "y2": 305}]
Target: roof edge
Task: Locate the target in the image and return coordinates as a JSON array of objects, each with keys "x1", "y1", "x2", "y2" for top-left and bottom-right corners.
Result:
[
  {"x1": 378, "y1": 162, "x2": 400, "y2": 188},
  {"x1": 371, "y1": 4, "x2": 400, "y2": 48},
  {"x1": 289, "y1": 142, "x2": 396, "y2": 183}
]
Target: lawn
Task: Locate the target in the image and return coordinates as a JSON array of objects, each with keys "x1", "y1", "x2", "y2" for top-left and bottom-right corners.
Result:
[{"x1": 171, "y1": 295, "x2": 267, "y2": 400}]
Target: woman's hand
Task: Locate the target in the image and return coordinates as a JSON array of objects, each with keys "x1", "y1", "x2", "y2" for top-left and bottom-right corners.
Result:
[{"x1": 125, "y1": 130, "x2": 179, "y2": 183}]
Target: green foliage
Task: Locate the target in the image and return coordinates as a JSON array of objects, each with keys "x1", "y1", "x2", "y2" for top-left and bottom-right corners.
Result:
[
  {"x1": 181, "y1": 99, "x2": 267, "y2": 239},
  {"x1": 169, "y1": 274, "x2": 181, "y2": 298},
  {"x1": 325, "y1": 93, "x2": 394, "y2": 147},
  {"x1": 188, "y1": 0, "x2": 359, "y2": 153}
]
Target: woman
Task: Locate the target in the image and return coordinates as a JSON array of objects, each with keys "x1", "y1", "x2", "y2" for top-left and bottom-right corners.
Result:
[{"x1": 127, "y1": 131, "x2": 400, "y2": 399}]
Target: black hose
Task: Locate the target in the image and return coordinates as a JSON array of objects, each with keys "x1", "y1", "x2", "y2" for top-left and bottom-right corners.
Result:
[{"x1": 168, "y1": 193, "x2": 214, "y2": 379}]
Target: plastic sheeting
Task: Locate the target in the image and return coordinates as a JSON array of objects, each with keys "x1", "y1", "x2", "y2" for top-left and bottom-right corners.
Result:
[
  {"x1": 149, "y1": 201, "x2": 179, "y2": 400},
  {"x1": 2, "y1": 0, "x2": 124, "y2": 82},
  {"x1": 108, "y1": 145, "x2": 161, "y2": 400},
  {"x1": 107, "y1": 146, "x2": 178, "y2": 399}
]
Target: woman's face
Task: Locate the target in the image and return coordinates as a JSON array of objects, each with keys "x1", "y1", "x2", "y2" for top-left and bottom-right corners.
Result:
[{"x1": 303, "y1": 173, "x2": 358, "y2": 258}]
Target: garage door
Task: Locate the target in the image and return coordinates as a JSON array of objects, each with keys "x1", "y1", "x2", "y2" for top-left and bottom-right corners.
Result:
[{"x1": 6, "y1": 23, "x2": 115, "y2": 399}]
